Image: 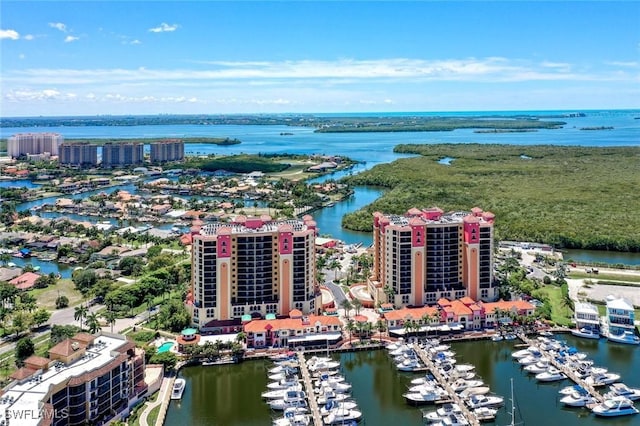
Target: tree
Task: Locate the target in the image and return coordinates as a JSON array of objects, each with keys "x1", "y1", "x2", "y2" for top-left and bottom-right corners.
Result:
[
  {"x1": 351, "y1": 298, "x2": 362, "y2": 316},
  {"x1": 328, "y1": 259, "x2": 341, "y2": 282},
  {"x1": 15, "y1": 337, "x2": 35, "y2": 361},
  {"x1": 18, "y1": 293, "x2": 37, "y2": 312},
  {"x1": 72, "y1": 269, "x2": 97, "y2": 295},
  {"x1": 158, "y1": 300, "x2": 190, "y2": 332},
  {"x1": 383, "y1": 285, "x2": 395, "y2": 305},
  {"x1": 55, "y1": 295, "x2": 69, "y2": 309},
  {"x1": 375, "y1": 319, "x2": 386, "y2": 342},
  {"x1": 32, "y1": 308, "x2": 51, "y2": 328},
  {"x1": 12, "y1": 310, "x2": 29, "y2": 337},
  {"x1": 118, "y1": 257, "x2": 144, "y2": 276},
  {"x1": 345, "y1": 319, "x2": 356, "y2": 345},
  {"x1": 50, "y1": 324, "x2": 81, "y2": 346},
  {"x1": 149, "y1": 351, "x2": 178, "y2": 370},
  {"x1": 339, "y1": 299, "x2": 352, "y2": 319},
  {"x1": 86, "y1": 312, "x2": 101, "y2": 334},
  {"x1": 74, "y1": 305, "x2": 88, "y2": 330},
  {"x1": 102, "y1": 309, "x2": 117, "y2": 334}
]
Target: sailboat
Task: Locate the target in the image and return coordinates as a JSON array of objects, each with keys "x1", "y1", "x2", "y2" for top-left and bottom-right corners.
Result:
[{"x1": 507, "y1": 378, "x2": 524, "y2": 426}]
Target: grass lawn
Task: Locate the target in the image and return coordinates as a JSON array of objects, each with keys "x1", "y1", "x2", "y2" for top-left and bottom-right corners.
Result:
[
  {"x1": 147, "y1": 404, "x2": 161, "y2": 426},
  {"x1": 537, "y1": 285, "x2": 573, "y2": 326},
  {"x1": 31, "y1": 278, "x2": 84, "y2": 310},
  {"x1": 568, "y1": 271, "x2": 640, "y2": 283}
]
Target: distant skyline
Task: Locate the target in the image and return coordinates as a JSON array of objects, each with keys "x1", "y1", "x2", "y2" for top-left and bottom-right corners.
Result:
[{"x1": 1, "y1": 1, "x2": 639, "y2": 116}]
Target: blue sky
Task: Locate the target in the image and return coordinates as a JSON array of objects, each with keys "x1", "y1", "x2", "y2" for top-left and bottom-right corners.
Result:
[{"x1": 1, "y1": 1, "x2": 639, "y2": 116}]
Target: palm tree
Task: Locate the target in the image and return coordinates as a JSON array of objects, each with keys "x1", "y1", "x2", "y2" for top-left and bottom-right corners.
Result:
[
  {"x1": 351, "y1": 298, "x2": 362, "y2": 316},
  {"x1": 74, "y1": 305, "x2": 88, "y2": 330},
  {"x1": 375, "y1": 319, "x2": 387, "y2": 343},
  {"x1": 383, "y1": 285, "x2": 395, "y2": 305},
  {"x1": 328, "y1": 259, "x2": 341, "y2": 282},
  {"x1": 345, "y1": 319, "x2": 356, "y2": 346},
  {"x1": 340, "y1": 299, "x2": 352, "y2": 319},
  {"x1": 86, "y1": 312, "x2": 101, "y2": 334},
  {"x1": 102, "y1": 309, "x2": 117, "y2": 334}
]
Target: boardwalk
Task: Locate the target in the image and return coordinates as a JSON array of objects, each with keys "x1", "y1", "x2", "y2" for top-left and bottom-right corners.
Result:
[
  {"x1": 413, "y1": 344, "x2": 481, "y2": 426},
  {"x1": 517, "y1": 334, "x2": 604, "y2": 404},
  {"x1": 296, "y1": 352, "x2": 324, "y2": 426}
]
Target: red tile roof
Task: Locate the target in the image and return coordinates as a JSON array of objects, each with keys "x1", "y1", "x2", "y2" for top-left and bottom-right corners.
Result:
[
  {"x1": 483, "y1": 300, "x2": 535, "y2": 314},
  {"x1": 244, "y1": 315, "x2": 341, "y2": 333},
  {"x1": 9, "y1": 272, "x2": 40, "y2": 290},
  {"x1": 383, "y1": 306, "x2": 439, "y2": 321},
  {"x1": 49, "y1": 338, "x2": 86, "y2": 358}
]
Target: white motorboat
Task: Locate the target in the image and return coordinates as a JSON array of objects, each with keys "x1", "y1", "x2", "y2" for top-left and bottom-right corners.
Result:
[
  {"x1": 269, "y1": 390, "x2": 308, "y2": 411},
  {"x1": 423, "y1": 403, "x2": 462, "y2": 422},
  {"x1": 397, "y1": 358, "x2": 423, "y2": 372},
  {"x1": 458, "y1": 386, "x2": 490, "y2": 397},
  {"x1": 517, "y1": 354, "x2": 544, "y2": 366},
  {"x1": 171, "y1": 378, "x2": 186, "y2": 400},
  {"x1": 454, "y1": 364, "x2": 475, "y2": 373},
  {"x1": 472, "y1": 406, "x2": 498, "y2": 421},
  {"x1": 465, "y1": 394, "x2": 504, "y2": 409},
  {"x1": 511, "y1": 348, "x2": 534, "y2": 359},
  {"x1": 273, "y1": 408, "x2": 311, "y2": 426},
  {"x1": 571, "y1": 327, "x2": 600, "y2": 339},
  {"x1": 403, "y1": 386, "x2": 447, "y2": 405},
  {"x1": 560, "y1": 390, "x2": 597, "y2": 407},
  {"x1": 605, "y1": 383, "x2": 640, "y2": 401},
  {"x1": 315, "y1": 380, "x2": 352, "y2": 393},
  {"x1": 607, "y1": 330, "x2": 640, "y2": 345},
  {"x1": 316, "y1": 391, "x2": 350, "y2": 405},
  {"x1": 411, "y1": 375, "x2": 437, "y2": 386},
  {"x1": 319, "y1": 400, "x2": 359, "y2": 416},
  {"x1": 269, "y1": 368, "x2": 299, "y2": 381},
  {"x1": 323, "y1": 408, "x2": 362, "y2": 425},
  {"x1": 591, "y1": 397, "x2": 639, "y2": 417},
  {"x1": 450, "y1": 378, "x2": 484, "y2": 393},
  {"x1": 268, "y1": 376, "x2": 301, "y2": 390},
  {"x1": 523, "y1": 360, "x2": 550, "y2": 374},
  {"x1": 559, "y1": 385, "x2": 587, "y2": 396},
  {"x1": 262, "y1": 385, "x2": 304, "y2": 399},
  {"x1": 535, "y1": 367, "x2": 566, "y2": 382},
  {"x1": 389, "y1": 344, "x2": 414, "y2": 356},
  {"x1": 429, "y1": 413, "x2": 470, "y2": 426},
  {"x1": 490, "y1": 334, "x2": 503, "y2": 342},
  {"x1": 585, "y1": 372, "x2": 621, "y2": 387},
  {"x1": 269, "y1": 362, "x2": 299, "y2": 374},
  {"x1": 313, "y1": 374, "x2": 345, "y2": 388},
  {"x1": 308, "y1": 360, "x2": 341, "y2": 372}
]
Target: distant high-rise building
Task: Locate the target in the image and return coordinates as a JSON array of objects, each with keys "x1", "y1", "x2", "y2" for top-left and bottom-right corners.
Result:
[
  {"x1": 190, "y1": 215, "x2": 320, "y2": 330},
  {"x1": 7, "y1": 133, "x2": 63, "y2": 158},
  {"x1": 369, "y1": 207, "x2": 497, "y2": 307},
  {"x1": 59, "y1": 142, "x2": 99, "y2": 167},
  {"x1": 101, "y1": 142, "x2": 144, "y2": 168},
  {"x1": 150, "y1": 139, "x2": 184, "y2": 163}
]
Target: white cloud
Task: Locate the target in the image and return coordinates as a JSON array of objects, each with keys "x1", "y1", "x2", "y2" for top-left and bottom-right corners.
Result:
[
  {"x1": 130, "y1": 39, "x2": 141, "y2": 45},
  {"x1": 148, "y1": 23, "x2": 179, "y2": 33},
  {"x1": 19, "y1": 54, "x2": 26, "y2": 60},
  {"x1": 0, "y1": 29, "x2": 20, "y2": 40},
  {"x1": 23, "y1": 34, "x2": 35, "y2": 41},
  {"x1": 64, "y1": 35, "x2": 79, "y2": 43},
  {"x1": 4, "y1": 88, "x2": 79, "y2": 102},
  {"x1": 49, "y1": 22, "x2": 67, "y2": 32}
]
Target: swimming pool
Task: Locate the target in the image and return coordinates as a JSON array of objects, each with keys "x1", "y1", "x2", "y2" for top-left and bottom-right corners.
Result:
[{"x1": 157, "y1": 342, "x2": 174, "y2": 353}]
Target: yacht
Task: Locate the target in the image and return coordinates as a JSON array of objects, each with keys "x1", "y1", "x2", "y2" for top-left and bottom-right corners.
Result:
[
  {"x1": 316, "y1": 390, "x2": 350, "y2": 405},
  {"x1": 458, "y1": 387, "x2": 491, "y2": 398},
  {"x1": 267, "y1": 376, "x2": 301, "y2": 390},
  {"x1": 585, "y1": 371, "x2": 621, "y2": 387},
  {"x1": 559, "y1": 385, "x2": 587, "y2": 396},
  {"x1": 397, "y1": 358, "x2": 423, "y2": 372},
  {"x1": 535, "y1": 367, "x2": 566, "y2": 382},
  {"x1": 472, "y1": 406, "x2": 498, "y2": 421},
  {"x1": 604, "y1": 383, "x2": 640, "y2": 401},
  {"x1": 269, "y1": 390, "x2": 308, "y2": 411},
  {"x1": 450, "y1": 378, "x2": 484, "y2": 393},
  {"x1": 465, "y1": 394, "x2": 505, "y2": 409},
  {"x1": 262, "y1": 385, "x2": 304, "y2": 400},
  {"x1": 319, "y1": 400, "x2": 359, "y2": 416},
  {"x1": 490, "y1": 334, "x2": 503, "y2": 342},
  {"x1": 591, "y1": 397, "x2": 639, "y2": 417},
  {"x1": 403, "y1": 386, "x2": 447, "y2": 405},
  {"x1": 171, "y1": 378, "x2": 186, "y2": 400},
  {"x1": 323, "y1": 408, "x2": 362, "y2": 425},
  {"x1": 423, "y1": 403, "x2": 462, "y2": 422},
  {"x1": 607, "y1": 330, "x2": 640, "y2": 345},
  {"x1": 560, "y1": 390, "x2": 597, "y2": 407},
  {"x1": 523, "y1": 360, "x2": 550, "y2": 374},
  {"x1": 571, "y1": 327, "x2": 600, "y2": 340},
  {"x1": 315, "y1": 380, "x2": 351, "y2": 394},
  {"x1": 429, "y1": 413, "x2": 470, "y2": 426},
  {"x1": 273, "y1": 408, "x2": 311, "y2": 426}
]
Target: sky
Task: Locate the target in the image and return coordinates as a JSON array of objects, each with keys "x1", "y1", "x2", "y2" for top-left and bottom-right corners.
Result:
[{"x1": 1, "y1": 1, "x2": 639, "y2": 116}]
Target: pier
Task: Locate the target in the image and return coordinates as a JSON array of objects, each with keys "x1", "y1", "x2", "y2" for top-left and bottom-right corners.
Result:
[
  {"x1": 517, "y1": 334, "x2": 604, "y2": 404},
  {"x1": 296, "y1": 352, "x2": 324, "y2": 426},
  {"x1": 413, "y1": 344, "x2": 481, "y2": 426}
]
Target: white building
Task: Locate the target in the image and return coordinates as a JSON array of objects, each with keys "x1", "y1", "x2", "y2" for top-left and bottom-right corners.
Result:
[{"x1": 8, "y1": 133, "x2": 63, "y2": 158}]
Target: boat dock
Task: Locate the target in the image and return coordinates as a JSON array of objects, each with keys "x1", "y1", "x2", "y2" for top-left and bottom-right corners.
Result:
[
  {"x1": 296, "y1": 352, "x2": 324, "y2": 426},
  {"x1": 413, "y1": 345, "x2": 481, "y2": 426},
  {"x1": 517, "y1": 334, "x2": 604, "y2": 404}
]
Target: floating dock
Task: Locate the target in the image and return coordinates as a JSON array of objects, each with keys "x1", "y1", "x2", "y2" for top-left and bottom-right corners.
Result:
[{"x1": 296, "y1": 352, "x2": 324, "y2": 426}]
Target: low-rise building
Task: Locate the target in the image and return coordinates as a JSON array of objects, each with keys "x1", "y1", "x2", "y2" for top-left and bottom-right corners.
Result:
[
  {"x1": 0, "y1": 332, "x2": 145, "y2": 426},
  {"x1": 244, "y1": 311, "x2": 342, "y2": 349}
]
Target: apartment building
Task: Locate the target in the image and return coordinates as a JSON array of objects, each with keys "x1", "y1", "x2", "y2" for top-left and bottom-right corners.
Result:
[
  {"x1": 1, "y1": 332, "x2": 146, "y2": 426},
  {"x1": 7, "y1": 133, "x2": 63, "y2": 158},
  {"x1": 190, "y1": 215, "x2": 320, "y2": 331},
  {"x1": 149, "y1": 139, "x2": 184, "y2": 163},
  {"x1": 101, "y1": 143, "x2": 144, "y2": 168},
  {"x1": 59, "y1": 143, "x2": 99, "y2": 167},
  {"x1": 369, "y1": 207, "x2": 497, "y2": 307}
]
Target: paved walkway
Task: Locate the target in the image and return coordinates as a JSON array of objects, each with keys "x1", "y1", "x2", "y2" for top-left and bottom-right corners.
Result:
[{"x1": 139, "y1": 375, "x2": 174, "y2": 426}]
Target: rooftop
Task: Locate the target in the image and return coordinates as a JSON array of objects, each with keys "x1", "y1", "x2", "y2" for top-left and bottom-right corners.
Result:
[{"x1": 0, "y1": 333, "x2": 130, "y2": 426}]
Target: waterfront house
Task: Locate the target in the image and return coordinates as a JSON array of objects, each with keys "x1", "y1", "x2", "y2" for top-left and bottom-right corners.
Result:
[
  {"x1": 605, "y1": 295, "x2": 636, "y2": 336},
  {"x1": 9, "y1": 271, "x2": 41, "y2": 290},
  {"x1": 573, "y1": 301, "x2": 601, "y2": 333}
]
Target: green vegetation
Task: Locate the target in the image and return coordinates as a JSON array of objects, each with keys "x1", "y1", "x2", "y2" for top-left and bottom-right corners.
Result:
[
  {"x1": 200, "y1": 154, "x2": 291, "y2": 174},
  {"x1": 342, "y1": 144, "x2": 640, "y2": 251},
  {"x1": 315, "y1": 117, "x2": 565, "y2": 133}
]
